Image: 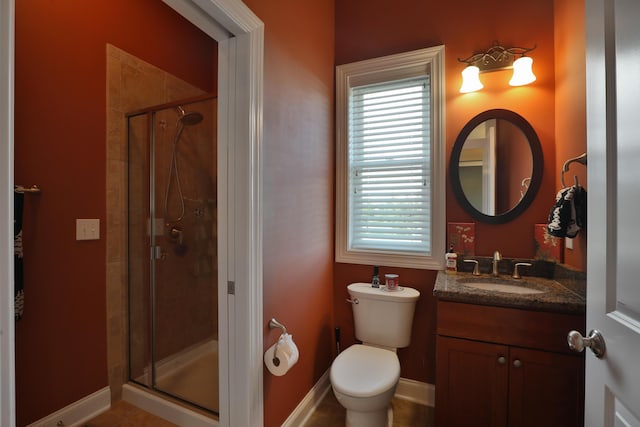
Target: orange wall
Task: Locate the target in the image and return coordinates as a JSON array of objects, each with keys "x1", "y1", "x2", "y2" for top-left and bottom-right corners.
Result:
[
  {"x1": 555, "y1": 0, "x2": 587, "y2": 271},
  {"x1": 335, "y1": 0, "x2": 556, "y2": 384},
  {"x1": 15, "y1": 1, "x2": 215, "y2": 424},
  {"x1": 240, "y1": 1, "x2": 336, "y2": 426}
]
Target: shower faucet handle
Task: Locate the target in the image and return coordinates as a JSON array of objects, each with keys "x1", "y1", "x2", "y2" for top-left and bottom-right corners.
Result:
[{"x1": 169, "y1": 227, "x2": 184, "y2": 244}]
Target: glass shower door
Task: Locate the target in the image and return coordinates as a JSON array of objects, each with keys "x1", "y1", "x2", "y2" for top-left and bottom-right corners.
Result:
[{"x1": 128, "y1": 96, "x2": 219, "y2": 414}]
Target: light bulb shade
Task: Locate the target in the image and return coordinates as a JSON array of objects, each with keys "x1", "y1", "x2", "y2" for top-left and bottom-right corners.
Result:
[
  {"x1": 460, "y1": 66, "x2": 484, "y2": 93},
  {"x1": 509, "y1": 57, "x2": 536, "y2": 86}
]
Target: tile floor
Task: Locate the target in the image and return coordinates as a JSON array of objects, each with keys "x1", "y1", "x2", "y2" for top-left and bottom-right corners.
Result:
[
  {"x1": 305, "y1": 389, "x2": 434, "y2": 426},
  {"x1": 84, "y1": 400, "x2": 178, "y2": 427},
  {"x1": 85, "y1": 389, "x2": 434, "y2": 426}
]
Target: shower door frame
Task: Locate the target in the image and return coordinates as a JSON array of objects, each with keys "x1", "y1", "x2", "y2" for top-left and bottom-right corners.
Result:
[{"x1": 0, "y1": 1, "x2": 265, "y2": 426}]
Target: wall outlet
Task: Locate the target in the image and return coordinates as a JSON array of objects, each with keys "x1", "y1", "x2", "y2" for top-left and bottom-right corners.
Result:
[{"x1": 76, "y1": 219, "x2": 100, "y2": 241}]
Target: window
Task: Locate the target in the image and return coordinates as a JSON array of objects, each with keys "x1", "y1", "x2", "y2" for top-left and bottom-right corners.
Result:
[{"x1": 336, "y1": 46, "x2": 445, "y2": 269}]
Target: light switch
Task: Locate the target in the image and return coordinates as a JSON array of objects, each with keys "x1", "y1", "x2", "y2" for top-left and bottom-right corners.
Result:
[
  {"x1": 76, "y1": 219, "x2": 100, "y2": 241},
  {"x1": 565, "y1": 237, "x2": 573, "y2": 250}
]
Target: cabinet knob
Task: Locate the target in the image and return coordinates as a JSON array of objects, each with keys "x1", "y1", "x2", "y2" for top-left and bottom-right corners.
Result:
[
  {"x1": 497, "y1": 356, "x2": 506, "y2": 365},
  {"x1": 513, "y1": 359, "x2": 522, "y2": 368}
]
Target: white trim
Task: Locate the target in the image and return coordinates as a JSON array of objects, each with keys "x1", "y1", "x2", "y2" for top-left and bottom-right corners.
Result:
[
  {"x1": 282, "y1": 371, "x2": 332, "y2": 427},
  {"x1": 123, "y1": 384, "x2": 218, "y2": 427},
  {"x1": 26, "y1": 387, "x2": 110, "y2": 427},
  {"x1": 0, "y1": 0, "x2": 15, "y2": 426},
  {"x1": 395, "y1": 378, "x2": 435, "y2": 407},
  {"x1": 160, "y1": 2, "x2": 264, "y2": 426},
  {"x1": 162, "y1": 0, "x2": 232, "y2": 41},
  {"x1": 335, "y1": 45, "x2": 446, "y2": 270}
]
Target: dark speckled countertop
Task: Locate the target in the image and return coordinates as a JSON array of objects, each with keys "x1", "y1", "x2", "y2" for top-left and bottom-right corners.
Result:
[{"x1": 433, "y1": 270, "x2": 586, "y2": 314}]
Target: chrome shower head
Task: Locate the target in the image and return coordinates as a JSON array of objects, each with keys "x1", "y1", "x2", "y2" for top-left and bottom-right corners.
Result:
[{"x1": 177, "y1": 106, "x2": 204, "y2": 126}]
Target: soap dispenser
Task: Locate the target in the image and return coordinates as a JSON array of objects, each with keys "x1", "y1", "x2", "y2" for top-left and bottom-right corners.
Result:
[
  {"x1": 372, "y1": 265, "x2": 380, "y2": 288},
  {"x1": 445, "y1": 244, "x2": 458, "y2": 274}
]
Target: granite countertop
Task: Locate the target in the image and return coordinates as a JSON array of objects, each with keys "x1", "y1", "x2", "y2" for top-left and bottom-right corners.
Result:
[{"x1": 433, "y1": 270, "x2": 586, "y2": 314}]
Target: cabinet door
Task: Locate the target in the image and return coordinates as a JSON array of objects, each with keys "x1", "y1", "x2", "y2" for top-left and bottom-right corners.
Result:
[
  {"x1": 508, "y1": 347, "x2": 584, "y2": 427},
  {"x1": 436, "y1": 336, "x2": 509, "y2": 427}
]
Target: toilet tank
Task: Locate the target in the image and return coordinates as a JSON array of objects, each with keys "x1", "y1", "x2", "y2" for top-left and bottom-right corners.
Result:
[{"x1": 347, "y1": 282, "x2": 420, "y2": 349}]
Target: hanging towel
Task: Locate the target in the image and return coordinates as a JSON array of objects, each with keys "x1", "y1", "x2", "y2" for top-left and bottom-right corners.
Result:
[
  {"x1": 547, "y1": 185, "x2": 587, "y2": 238},
  {"x1": 14, "y1": 189, "x2": 24, "y2": 321}
]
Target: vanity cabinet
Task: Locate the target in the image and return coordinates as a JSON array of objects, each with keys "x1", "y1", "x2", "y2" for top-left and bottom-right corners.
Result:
[{"x1": 435, "y1": 300, "x2": 585, "y2": 427}]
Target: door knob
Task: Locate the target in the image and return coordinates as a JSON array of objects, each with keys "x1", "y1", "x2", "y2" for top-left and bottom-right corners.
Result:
[{"x1": 567, "y1": 329, "x2": 606, "y2": 358}]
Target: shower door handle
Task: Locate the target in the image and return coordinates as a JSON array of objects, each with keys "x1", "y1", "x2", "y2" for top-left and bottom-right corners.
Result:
[{"x1": 153, "y1": 245, "x2": 167, "y2": 260}]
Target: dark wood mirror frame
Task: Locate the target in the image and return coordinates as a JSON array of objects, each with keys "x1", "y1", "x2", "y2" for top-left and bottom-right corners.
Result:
[{"x1": 450, "y1": 109, "x2": 544, "y2": 224}]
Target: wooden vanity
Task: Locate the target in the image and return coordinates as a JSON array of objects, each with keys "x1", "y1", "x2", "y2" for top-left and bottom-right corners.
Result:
[{"x1": 433, "y1": 271, "x2": 586, "y2": 427}]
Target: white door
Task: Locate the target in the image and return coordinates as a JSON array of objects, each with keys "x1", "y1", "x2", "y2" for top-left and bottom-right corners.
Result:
[{"x1": 582, "y1": 0, "x2": 640, "y2": 424}]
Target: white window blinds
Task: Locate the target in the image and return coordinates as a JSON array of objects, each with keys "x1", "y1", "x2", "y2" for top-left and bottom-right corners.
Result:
[{"x1": 348, "y1": 76, "x2": 431, "y2": 254}]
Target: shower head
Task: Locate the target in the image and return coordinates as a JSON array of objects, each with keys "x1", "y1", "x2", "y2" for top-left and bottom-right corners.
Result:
[{"x1": 177, "y1": 106, "x2": 204, "y2": 126}]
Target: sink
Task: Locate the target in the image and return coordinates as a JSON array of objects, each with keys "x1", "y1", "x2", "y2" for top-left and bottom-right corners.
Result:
[{"x1": 463, "y1": 281, "x2": 546, "y2": 295}]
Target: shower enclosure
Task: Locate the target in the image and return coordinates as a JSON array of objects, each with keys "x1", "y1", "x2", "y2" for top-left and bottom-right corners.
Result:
[{"x1": 126, "y1": 95, "x2": 219, "y2": 414}]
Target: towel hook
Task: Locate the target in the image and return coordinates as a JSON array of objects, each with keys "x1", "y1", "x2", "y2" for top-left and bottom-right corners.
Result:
[
  {"x1": 561, "y1": 153, "x2": 587, "y2": 188},
  {"x1": 14, "y1": 184, "x2": 41, "y2": 194}
]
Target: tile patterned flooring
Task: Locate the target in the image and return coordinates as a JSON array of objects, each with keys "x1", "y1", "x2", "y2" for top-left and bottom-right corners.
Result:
[
  {"x1": 305, "y1": 389, "x2": 434, "y2": 426},
  {"x1": 85, "y1": 389, "x2": 433, "y2": 426}
]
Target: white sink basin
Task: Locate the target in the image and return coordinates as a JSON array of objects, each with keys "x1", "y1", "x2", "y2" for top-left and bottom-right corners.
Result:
[{"x1": 463, "y1": 281, "x2": 545, "y2": 295}]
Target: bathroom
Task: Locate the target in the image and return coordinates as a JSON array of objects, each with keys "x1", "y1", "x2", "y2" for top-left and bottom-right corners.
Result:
[{"x1": 2, "y1": 0, "x2": 602, "y2": 426}]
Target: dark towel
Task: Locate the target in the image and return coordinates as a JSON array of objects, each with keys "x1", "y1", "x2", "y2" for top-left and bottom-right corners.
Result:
[
  {"x1": 547, "y1": 185, "x2": 587, "y2": 238},
  {"x1": 14, "y1": 189, "x2": 24, "y2": 321}
]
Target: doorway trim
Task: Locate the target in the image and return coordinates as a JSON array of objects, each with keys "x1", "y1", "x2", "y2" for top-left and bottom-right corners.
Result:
[
  {"x1": 0, "y1": 1, "x2": 264, "y2": 426},
  {"x1": 0, "y1": 0, "x2": 16, "y2": 426},
  {"x1": 164, "y1": 2, "x2": 264, "y2": 426}
]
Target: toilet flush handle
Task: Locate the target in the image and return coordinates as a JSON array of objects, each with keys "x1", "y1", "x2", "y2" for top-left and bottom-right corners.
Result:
[{"x1": 346, "y1": 298, "x2": 359, "y2": 305}]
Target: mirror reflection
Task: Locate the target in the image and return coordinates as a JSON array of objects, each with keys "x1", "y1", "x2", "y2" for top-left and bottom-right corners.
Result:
[
  {"x1": 450, "y1": 109, "x2": 543, "y2": 224},
  {"x1": 458, "y1": 119, "x2": 532, "y2": 216}
]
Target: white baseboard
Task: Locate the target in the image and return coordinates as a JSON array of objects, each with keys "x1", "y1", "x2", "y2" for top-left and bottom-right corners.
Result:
[
  {"x1": 281, "y1": 370, "x2": 331, "y2": 427},
  {"x1": 395, "y1": 377, "x2": 435, "y2": 407},
  {"x1": 285, "y1": 371, "x2": 435, "y2": 427},
  {"x1": 122, "y1": 384, "x2": 218, "y2": 427},
  {"x1": 26, "y1": 386, "x2": 110, "y2": 427}
]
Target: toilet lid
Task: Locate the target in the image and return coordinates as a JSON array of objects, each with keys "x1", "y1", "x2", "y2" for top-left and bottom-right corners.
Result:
[{"x1": 330, "y1": 345, "x2": 400, "y2": 398}]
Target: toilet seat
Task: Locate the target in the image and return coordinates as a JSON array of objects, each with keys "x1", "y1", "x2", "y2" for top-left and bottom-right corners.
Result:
[{"x1": 330, "y1": 344, "x2": 400, "y2": 398}]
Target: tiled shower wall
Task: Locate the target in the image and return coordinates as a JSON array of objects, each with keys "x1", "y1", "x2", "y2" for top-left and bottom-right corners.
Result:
[{"x1": 105, "y1": 44, "x2": 212, "y2": 400}]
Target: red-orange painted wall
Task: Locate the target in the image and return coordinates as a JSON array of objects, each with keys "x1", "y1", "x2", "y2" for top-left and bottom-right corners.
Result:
[
  {"x1": 15, "y1": 1, "x2": 215, "y2": 424},
  {"x1": 555, "y1": 0, "x2": 587, "y2": 271},
  {"x1": 335, "y1": 0, "x2": 557, "y2": 384},
  {"x1": 240, "y1": 1, "x2": 336, "y2": 426}
]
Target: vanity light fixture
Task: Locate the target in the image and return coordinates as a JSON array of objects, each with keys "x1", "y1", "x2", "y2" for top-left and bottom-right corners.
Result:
[{"x1": 458, "y1": 42, "x2": 537, "y2": 93}]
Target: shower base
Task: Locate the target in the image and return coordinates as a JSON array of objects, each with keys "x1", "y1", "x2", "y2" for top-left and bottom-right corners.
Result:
[{"x1": 126, "y1": 339, "x2": 219, "y2": 426}]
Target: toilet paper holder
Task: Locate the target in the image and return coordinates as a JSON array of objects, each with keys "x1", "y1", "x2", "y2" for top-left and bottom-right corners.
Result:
[{"x1": 268, "y1": 318, "x2": 288, "y2": 367}]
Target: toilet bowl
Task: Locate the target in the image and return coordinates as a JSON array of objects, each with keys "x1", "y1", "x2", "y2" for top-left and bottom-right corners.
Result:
[
  {"x1": 330, "y1": 283, "x2": 420, "y2": 427},
  {"x1": 330, "y1": 345, "x2": 400, "y2": 427}
]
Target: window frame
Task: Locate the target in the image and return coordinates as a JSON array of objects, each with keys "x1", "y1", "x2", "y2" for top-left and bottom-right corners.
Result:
[{"x1": 335, "y1": 45, "x2": 446, "y2": 270}]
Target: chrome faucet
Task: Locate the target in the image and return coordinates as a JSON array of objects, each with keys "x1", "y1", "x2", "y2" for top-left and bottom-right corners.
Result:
[
  {"x1": 512, "y1": 262, "x2": 532, "y2": 279},
  {"x1": 492, "y1": 251, "x2": 502, "y2": 276}
]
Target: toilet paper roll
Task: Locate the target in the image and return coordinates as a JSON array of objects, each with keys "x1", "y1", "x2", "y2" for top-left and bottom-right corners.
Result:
[{"x1": 264, "y1": 333, "x2": 299, "y2": 376}]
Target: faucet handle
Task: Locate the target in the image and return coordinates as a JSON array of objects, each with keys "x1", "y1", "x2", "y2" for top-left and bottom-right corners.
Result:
[
  {"x1": 464, "y1": 259, "x2": 480, "y2": 276},
  {"x1": 512, "y1": 262, "x2": 532, "y2": 279}
]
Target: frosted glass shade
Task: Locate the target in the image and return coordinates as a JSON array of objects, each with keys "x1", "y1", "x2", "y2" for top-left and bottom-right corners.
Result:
[
  {"x1": 459, "y1": 66, "x2": 483, "y2": 93},
  {"x1": 509, "y1": 57, "x2": 536, "y2": 86}
]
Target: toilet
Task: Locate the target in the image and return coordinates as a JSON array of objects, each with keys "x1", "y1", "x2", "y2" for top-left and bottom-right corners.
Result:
[{"x1": 330, "y1": 282, "x2": 420, "y2": 427}]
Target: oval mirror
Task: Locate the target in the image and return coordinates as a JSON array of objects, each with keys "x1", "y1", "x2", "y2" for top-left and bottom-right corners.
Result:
[{"x1": 450, "y1": 109, "x2": 543, "y2": 224}]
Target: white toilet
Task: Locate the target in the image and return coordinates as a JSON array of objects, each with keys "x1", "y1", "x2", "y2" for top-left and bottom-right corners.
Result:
[{"x1": 330, "y1": 282, "x2": 420, "y2": 427}]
